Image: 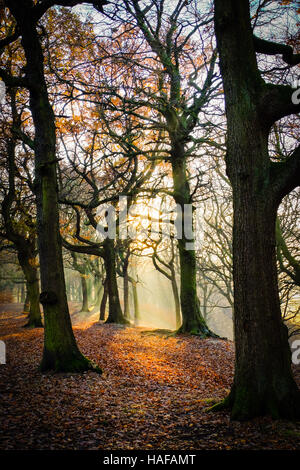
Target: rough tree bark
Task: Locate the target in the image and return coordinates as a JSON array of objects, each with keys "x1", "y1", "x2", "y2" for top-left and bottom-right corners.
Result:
[{"x1": 213, "y1": 0, "x2": 300, "y2": 420}]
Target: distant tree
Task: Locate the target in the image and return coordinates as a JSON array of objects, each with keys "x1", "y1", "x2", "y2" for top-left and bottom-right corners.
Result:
[
  {"x1": 95, "y1": 0, "x2": 221, "y2": 335},
  {"x1": 69, "y1": 252, "x2": 90, "y2": 312},
  {"x1": 0, "y1": 89, "x2": 42, "y2": 327}
]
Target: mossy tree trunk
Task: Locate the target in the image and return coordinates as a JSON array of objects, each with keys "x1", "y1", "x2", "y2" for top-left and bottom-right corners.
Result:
[
  {"x1": 6, "y1": 2, "x2": 99, "y2": 373},
  {"x1": 171, "y1": 153, "x2": 214, "y2": 336},
  {"x1": 213, "y1": 0, "x2": 300, "y2": 419}
]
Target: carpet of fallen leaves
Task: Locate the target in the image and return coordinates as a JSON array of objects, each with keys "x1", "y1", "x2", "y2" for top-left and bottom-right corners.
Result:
[{"x1": 1, "y1": 307, "x2": 300, "y2": 451}]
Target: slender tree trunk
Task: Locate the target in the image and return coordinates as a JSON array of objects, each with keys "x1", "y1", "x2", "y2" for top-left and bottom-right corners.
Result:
[
  {"x1": 25, "y1": 274, "x2": 43, "y2": 328},
  {"x1": 103, "y1": 238, "x2": 127, "y2": 324},
  {"x1": 20, "y1": 282, "x2": 25, "y2": 304},
  {"x1": 170, "y1": 269, "x2": 181, "y2": 329},
  {"x1": 171, "y1": 152, "x2": 214, "y2": 336},
  {"x1": 11, "y1": 6, "x2": 99, "y2": 372},
  {"x1": 200, "y1": 284, "x2": 208, "y2": 322},
  {"x1": 132, "y1": 281, "x2": 140, "y2": 326},
  {"x1": 17, "y1": 251, "x2": 43, "y2": 328},
  {"x1": 123, "y1": 257, "x2": 130, "y2": 320},
  {"x1": 23, "y1": 288, "x2": 30, "y2": 314},
  {"x1": 93, "y1": 276, "x2": 103, "y2": 308},
  {"x1": 177, "y1": 239, "x2": 210, "y2": 335},
  {"x1": 99, "y1": 278, "x2": 108, "y2": 321},
  {"x1": 87, "y1": 276, "x2": 93, "y2": 303},
  {"x1": 80, "y1": 275, "x2": 89, "y2": 312},
  {"x1": 16, "y1": 285, "x2": 21, "y2": 303},
  {"x1": 66, "y1": 276, "x2": 70, "y2": 301},
  {"x1": 75, "y1": 279, "x2": 80, "y2": 301}
]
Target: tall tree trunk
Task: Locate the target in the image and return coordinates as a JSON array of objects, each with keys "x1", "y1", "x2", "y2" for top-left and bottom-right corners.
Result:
[
  {"x1": 226, "y1": 189, "x2": 300, "y2": 419},
  {"x1": 171, "y1": 152, "x2": 214, "y2": 336},
  {"x1": 80, "y1": 275, "x2": 89, "y2": 312},
  {"x1": 99, "y1": 278, "x2": 108, "y2": 321},
  {"x1": 170, "y1": 269, "x2": 181, "y2": 329},
  {"x1": 20, "y1": 282, "x2": 25, "y2": 304},
  {"x1": 10, "y1": 4, "x2": 99, "y2": 373},
  {"x1": 17, "y1": 250, "x2": 43, "y2": 328},
  {"x1": 23, "y1": 288, "x2": 30, "y2": 314},
  {"x1": 87, "y1": 276, "x2": 93, "y2": 303},
  {"x1": 132, "y1": 281, "x2": 140, "y2": 326},
  {"x1": 70, "y1": 281, "x2": 75, "y2": 302},
  {"x1": 94, "y1": 276, "x2": 103, "y2": 308},
  {"x1": 103, "y1": 238, "x2": 127, "y2": 324},
  {"x1": 213, "y1": 0, "x2": 300, "y2": 419},
  {"x1": 25, "y1": 272, "x2": 43, "y2": 328},
  {"x1": 123, "y1": 256, "x2": 130, "y2": 320}
]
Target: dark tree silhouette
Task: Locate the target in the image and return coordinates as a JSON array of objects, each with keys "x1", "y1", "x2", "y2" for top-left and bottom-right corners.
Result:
[{"x1": 212, "y1": 0, "x2": 300, "y2": 420}]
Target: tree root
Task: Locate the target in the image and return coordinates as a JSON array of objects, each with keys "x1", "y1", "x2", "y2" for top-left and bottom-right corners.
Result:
[{"x1": 40, "y1": 353, "x2": 102, "y2": 374}]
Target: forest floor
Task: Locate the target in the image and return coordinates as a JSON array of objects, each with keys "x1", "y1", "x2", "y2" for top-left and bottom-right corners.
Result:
[{"x1": 0, "y1": 306, "x2": 300, "y2": 451}]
